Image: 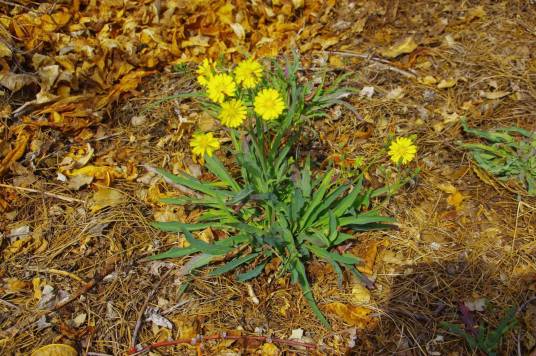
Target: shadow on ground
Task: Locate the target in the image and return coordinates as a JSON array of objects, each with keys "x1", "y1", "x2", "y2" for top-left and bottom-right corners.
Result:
[{"x1": 347, "y1": 258, "x2": 536, "y2": 355}]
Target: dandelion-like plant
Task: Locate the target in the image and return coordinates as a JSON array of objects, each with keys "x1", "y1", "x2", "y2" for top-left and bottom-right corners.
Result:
[{"x1": 149, "y1": 54, "x2": 399, "y2": 328}]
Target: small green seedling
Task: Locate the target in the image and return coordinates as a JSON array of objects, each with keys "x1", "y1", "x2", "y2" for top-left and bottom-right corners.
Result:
[
  {"x1": 461, "y1": 119, "x2": 536, "y2": 196},
  {"x1": 440, "y1": 305, "x2": 517, "y2": 356}
]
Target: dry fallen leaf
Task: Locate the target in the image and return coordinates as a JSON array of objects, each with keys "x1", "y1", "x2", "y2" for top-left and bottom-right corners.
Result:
[
  {"x1": 418, "y1": 75, "x2": 438, "y2": 85},
  {"x1": 351, "y1": 283, "x2": 371, "y2": 304},
  {"x1": 324, "y1": 302, "x2": 375, "y2": 329},
  {"x1": 89, "y1": 186, "x2": 126, "y2": 212},
  {"x1": 0, "y1": 129, "x2": 30, "y2": 176},
  {"x1": 379, "y1": 36, "x2": 418, "y2": 58},
  {"x1": 0, "y1": 72, "x2": 38, "y2": 92},
  {"x1": 30, "y1": 344, "x2": 77, "y2": 356},
  {"x1": 260, "y1": 343, "x2": 280, "y2": 356},
  {"x1": 5, "y1": 278, "x2": 30, "y2": 293},
  {"x1": 386, "y1": 86, "x2": 405, "y2": 100},
  {"x1": 465, "y1": 6, "x2": 486, "y2": 22},
  {"x1": 437, "y1": 78, "x2": 457, "y2": 89},
  {"x1": 479, "y1": 91, "x2": 510, "y2": 100},
  {"x1": 437, "y1": 183, "x2": 466, "y2": 210}
]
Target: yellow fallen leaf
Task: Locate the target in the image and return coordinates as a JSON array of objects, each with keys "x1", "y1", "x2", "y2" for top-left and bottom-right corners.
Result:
[
  {"x1": 437, "y1": 78, "x2": 458, "y2": 89},
  {"x1": 479, "y1": 91, "x2": 510, "y2": 100},
  {"x1": 32, "y1": 277, "x2": 43, "y2": 300},
  {"x1": 30, "y1": 344, "x2": 77, "y2": 356},
  {"x1": 386, "y1": 86, "x2": 405, "y2": 100},
  {"x1": 6, "y1": 278, "x2": 29, "y2": 293},
  {"x1": 379, "y1": 37, "x2": 418, "y2": 58},
  {"x1": 230, "y1": 23, "x2": 245, "y2": 40},
  {"x1": 217, "y1": 3, "x2": 234, "y2": 25},
  {"x1": 261, "y1": 343, "x2": 280, "y2": 356},
  {"x1": 329, "y1": 55, "x2": 345, "y2": 68},
  {"x1": 465, "y1": 6, "x2": 486, "y2": 22},
  {"x1": 314, "y1": 35, "x2": 340, "y2": 50},
  {"x1": 67, "y1": 174, "x2": 94, "y2": 190},
  {"x1": 437, "y1": 78, "x2": 457, "y2": 89},
  {"x1": 351, "y1": 283, "x2": 371, "y2": 304},
  {"x1": 324, "y1": 302, "x2": 374, "y2": 329},
  {"x1": 437, "y1": 182, "x2": 457, "y2": 194},
  {"x1": 89, "y1": 186, "x2": 126, "y2": 213},
  {"x1": 438, "y1": 183, "x2": 466, "y2": 210},
  {"x1": 418, "y1": 75, "x2": 438, "y2": 85},
  {"x1": 292, "y1": 0, "x2": 304, "y2": 9},
  {"x1": 41, "y1": 11, "x2": 72, "y2": 32},
  {"x1": 0, "y1": 72, "x2": 37, "y2": 92},
  {"x1": 0, "y1": 42, "x2": 11, "y2": 57},
  {"x1": 279, "y1": 297, "x2": 291, "y2": 317},
  {"x1": 447, "y1": 191, "x2": 465, "y2": 210},
  {"x1": 0, "y1": 129, "x2": 30, "y2": 176}
]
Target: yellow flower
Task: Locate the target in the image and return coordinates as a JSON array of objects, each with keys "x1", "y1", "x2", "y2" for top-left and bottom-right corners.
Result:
[
  {"x1": 197, "y1": 59, "x2": 214, "y2": 87},
  {"x1": 190, "y1": 132, "x2": 220, "y2": 157},
  {"x1": 388, "y1": 137, "x2": 417, "y2": 164},
  {"x1": 254, "y1": 88, "x2": 285, "y2": 121},
  {"x1": 234, "y1": 59, "x2": 263, "y2": 88},
  {"x1": 207, "y1": 73, "x2": 236, "y2": 103},
  {"x1": 219, "y1": 99, "x2": 247, "y2": 128}
]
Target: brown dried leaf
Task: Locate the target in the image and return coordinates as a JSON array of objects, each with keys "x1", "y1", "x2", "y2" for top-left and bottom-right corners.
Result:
[
  {"x1": 324, "y1": 302, "x2": 375, "y2": 329},
  {"x1": 379, "y1": 37, "x2": 418, "y2": 58}
]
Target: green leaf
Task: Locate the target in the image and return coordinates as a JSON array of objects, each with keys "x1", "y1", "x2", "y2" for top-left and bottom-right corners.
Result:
[
  {"x1": 486, "y1": 307, "x2": 517, "y2": 350},
  {"x1": 160, "y1": 197, "x2": 193, "y2": 205},
  {"x1": 210, "y1": 252, "x2": 260, "y2": 276},
  {"x1": 181, "y1": 226, "x2": 232, "y2": 255},
  {"x1": 302, "y1": 184, "x2": 349, "y2": 229},
  {"x1": 440, "y1": 322, "x2": 477, "y2": 349},
  {"x1": 154, "y1": 167, "x2": 231, "y2": 199},
  {"x1": 152, "y1": 221, "x2": 227, "y2": 232},
  {"x1": 308, "y1": 244, "x2": 360, "y2": 265},
  {"x1": 328, "y1": 210, "x2": 338, "y2": 243},
  {"x1": 307, "y1": 245, "x2": 343, "y2": 288},
  {"x1": 316, "y1": 185, "x2": 361, "y2": 226},
  {"x1": 300, "y1": 156, "x2": 312, "y2": 198},
  {"x1": 236, "y1": 261, "x2": 267, "y2": 282},
  {"x1": 331, "y1": 232, "x2": 355, "y2": 245},
  {"x1": 205, "y1": 155, "x2": 240, "y2": 192},
  {"x1": 299, "y1": 170, "x2": 335, "y2": 229},
  {"x1": 290, "y1": 188, "x2": 305, "y2": 226},
  {"x1": 294, "y1": 259, "x2": 331, "y2": 328},
  {"x1": 183, "y1": 253, "x2": 215, "y2": 274},
  {"x1": 148, "y1": 246, "x2": 199, "y2": 260},
  {"x1": 337, "y1": 215, "x2": 395, "y2": 227},
  {"x1": 227, "y1": 186, "x2": 254, "y2": 205}
]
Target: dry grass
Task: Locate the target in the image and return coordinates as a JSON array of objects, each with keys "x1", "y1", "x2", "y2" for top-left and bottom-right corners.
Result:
[{"x1": 1, "y1": 0, "x2": 536, "y2": 355}]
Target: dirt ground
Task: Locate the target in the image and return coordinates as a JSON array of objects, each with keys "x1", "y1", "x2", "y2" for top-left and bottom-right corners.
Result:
[{"x1": 1, "y1": 0, "x2": 535, "y2": 355}]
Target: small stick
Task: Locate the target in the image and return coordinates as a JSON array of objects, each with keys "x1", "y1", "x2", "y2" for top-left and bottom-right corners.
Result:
[
  {"x1": 320, "y1": 50, "x2": 418, "y2": 78},
  {"x1": 0, "y1": 183, "x2": 85, "y2": 203},
  {"x1": 0, "y1": 298, "x2": 20, "y2": 310},
  {"x1": 130, "y1": 269, "x2": 173, "y2": 350},
  {"x1": 26, "y1": 267, "x2": 87, "y2": 284}
]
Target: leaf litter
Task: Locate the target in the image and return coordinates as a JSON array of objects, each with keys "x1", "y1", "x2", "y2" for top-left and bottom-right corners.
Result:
[{"x1": 1, "y1": 0, "x2": 535, "y2": 355}]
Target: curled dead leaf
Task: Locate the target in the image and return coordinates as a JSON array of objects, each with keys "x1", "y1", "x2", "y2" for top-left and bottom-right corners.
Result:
[
  {"x1": 89, "y1": 186, "x2": 126, "y2": 213},
  {"x1": 324, "y1": 302, "x2": 376, "y2": 329},
  {"x1": 479, "y1": 91, "x2": 510, "y2": 100},
  {"x1": 30, "y1": 344, "x2": 77, "y2": 356},
  {"x1": 437, "y1": 78, "x2": 457, "y2": 89},
  {"x1": 0, "y1": 129, "x2": 31, "y2": 176},
  {"x1": 379, "y1": 37, "x2": 418, "y2": 58}
]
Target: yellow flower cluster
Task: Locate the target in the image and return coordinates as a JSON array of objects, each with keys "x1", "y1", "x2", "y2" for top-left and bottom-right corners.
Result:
[{"x1": 191, "y1": 58, "x2": 287, "y2": 157}]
